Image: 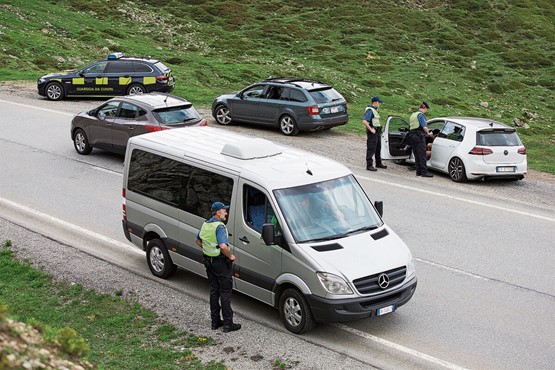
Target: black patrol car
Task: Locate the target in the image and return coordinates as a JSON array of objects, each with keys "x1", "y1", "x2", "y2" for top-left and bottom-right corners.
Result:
[{"x1": 37, "y1": 53, "x2": 175, "y2": 101}]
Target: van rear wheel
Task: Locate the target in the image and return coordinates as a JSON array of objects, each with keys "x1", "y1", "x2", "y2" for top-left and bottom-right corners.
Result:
[
  {"x1": 279, "y1": 288, "x2": 315, "y2": 334},
  {"x1": 146, "y1": 239, "x2": 177, "y2": 278}
]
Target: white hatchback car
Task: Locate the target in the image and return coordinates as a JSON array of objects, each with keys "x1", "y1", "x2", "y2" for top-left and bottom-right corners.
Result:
[{"x1": 381, "y1": 117, "x2": 527, "y2": 182}]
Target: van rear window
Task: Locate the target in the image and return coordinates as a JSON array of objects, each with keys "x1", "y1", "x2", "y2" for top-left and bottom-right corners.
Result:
[
  {"x1": 127, "y1": 149, "x2": 233, "y2": 219},
  {"x1": 476, "y1": 131, "x2": 522, "y2": 146}
]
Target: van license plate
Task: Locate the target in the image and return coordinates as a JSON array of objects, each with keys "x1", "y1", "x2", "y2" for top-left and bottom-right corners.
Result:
[
  {"x1": 376, "y1": 304, "x2": 395, "y2": 316},
  {"x1": 496, "y1": 166, "x2": 516, "y2": 172}
]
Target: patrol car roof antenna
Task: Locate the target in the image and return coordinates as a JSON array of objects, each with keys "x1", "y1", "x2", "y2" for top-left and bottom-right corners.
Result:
[{"x1": 305, "y1": 162, "x2": 313, "y2": 176}]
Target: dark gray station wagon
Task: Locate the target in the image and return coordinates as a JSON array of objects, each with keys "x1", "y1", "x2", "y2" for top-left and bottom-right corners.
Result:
[{"x1": 212, "y1": 78, "x2": 349, "y2": 136}]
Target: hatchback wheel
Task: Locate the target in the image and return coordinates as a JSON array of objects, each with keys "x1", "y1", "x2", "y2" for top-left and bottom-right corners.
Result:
[
  {"x1": 279, "y1": 115, "x2": 299, "y2": 136},
  {"x1": 215, "y1": 105, "x2": 232, "y2": 125},
  {"x1": 127, "y1": 84, "x2": 146, "y2": 95},
  {"x1": 73, "y1": 129, "x2": 92, "y2": 155},
  {"x1": 46, "y1": 82, "x2": 64, "y2": 101},
  {"x1": 448, "y1": 157, "x2": 467, "y2": 182}
]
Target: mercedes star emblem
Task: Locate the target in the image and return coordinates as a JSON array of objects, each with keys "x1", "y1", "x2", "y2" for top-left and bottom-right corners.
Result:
[{"x1": 378, "y1": 273, "x2": 390, "y2": 289}]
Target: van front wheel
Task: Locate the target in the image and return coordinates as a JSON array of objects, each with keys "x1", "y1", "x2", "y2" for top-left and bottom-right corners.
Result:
[
  {"x1": 146, "y1": 239, "x2": 177, "y2": 279},
  {"x1": 279, "y1": 288, "x2": 315, "y2": 334}
]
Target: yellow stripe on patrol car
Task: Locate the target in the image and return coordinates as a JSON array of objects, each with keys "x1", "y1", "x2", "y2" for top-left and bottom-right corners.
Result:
[
  {"x1": 143, "y1": 76, "x2": 156, "y2": 85},
  {"x1": 72, "y1": 78, "x2": 85, "y2": 85},
  {"x1": 96, "y1": 77, "x2": 108, "y2": 85},
  {"x1": 119, "y1": 77, "x2": 131, "y2": 85}
]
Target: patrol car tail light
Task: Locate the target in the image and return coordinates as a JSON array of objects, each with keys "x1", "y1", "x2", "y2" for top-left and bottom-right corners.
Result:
[
  {"x1": 518, "y1": 147, "x2": 527, "y2": 155},
  {"x1": 469, "y1": 147, "x2": 493, "y2": 155},
  {"x1": 306, "y1": 105, "x2": 319, "y2": 115},
  {"x1": 145, "y1": 125, "x2": 168, "y2": 132},
  {"x1": 156, "y1": 75, "x2": 169, "y2": 83}
]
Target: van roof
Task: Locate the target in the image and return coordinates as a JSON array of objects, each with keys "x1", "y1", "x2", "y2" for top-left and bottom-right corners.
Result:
[{"x1": 127, "y1": 126, "x2": 352, "y2": 190}]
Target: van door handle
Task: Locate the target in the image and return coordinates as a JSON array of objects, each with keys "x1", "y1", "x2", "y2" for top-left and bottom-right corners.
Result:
[{"x1": 239, "y1": 236, "x2": 250, "y2": 244}]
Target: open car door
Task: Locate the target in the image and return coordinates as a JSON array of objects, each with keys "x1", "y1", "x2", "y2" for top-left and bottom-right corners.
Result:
[{"x1": 381, "y1": 116, "x2": 411, "y2": 160}]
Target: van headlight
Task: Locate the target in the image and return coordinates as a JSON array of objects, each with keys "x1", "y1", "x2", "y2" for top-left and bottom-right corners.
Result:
[
  {"x1": 317, "y1": 272, "x2": 353, "y2": 295},
  {"x1": 406, "y1": 253, "x2": 416, "y2": 277}
]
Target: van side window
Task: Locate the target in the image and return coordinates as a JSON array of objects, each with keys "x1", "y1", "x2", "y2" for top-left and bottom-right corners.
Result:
[
  {"x1": 127, "y1": 149, "x2": 234, "y2": 219},
  {"x1": 182, "y1": 167, "x2": 233, "y2": 219},
  {"x1": 244, "y1": 185, "x2": 278, "y2": 233}
]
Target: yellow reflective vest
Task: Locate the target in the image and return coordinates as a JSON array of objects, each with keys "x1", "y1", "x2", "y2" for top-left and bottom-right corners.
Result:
[{"x1": 199, "y1": 221, "x2": 227, "y2": 257}]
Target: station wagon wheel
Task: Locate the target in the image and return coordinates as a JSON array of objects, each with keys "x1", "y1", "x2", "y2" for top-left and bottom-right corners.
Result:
[
  {"x1": 215, "y1": 105, "x2": 232, "y2": 125},
  {"x1": 73, "y1": 129, "x2": 92, "y2": 155},
  {"x1": 279, "y1": 288, "x2": 315, "y2": 334},
  {"x1": 448, "y1": 157, "x2": 467, "y2": 182},
  {"x1": 146, "y1": 239, "x2": 177, "y2": 279},
  {"x1": 127, "y1": 84, "x2": 146, "y2": 95},
  {"x1": 279, "y1": 115, "x2": 299, "y2": 136},
  {"x1": 45, "y1": 82, "x2": 64, "y2": 101}
]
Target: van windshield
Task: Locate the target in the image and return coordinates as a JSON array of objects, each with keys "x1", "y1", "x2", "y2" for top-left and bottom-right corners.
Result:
[{"x1": 274, "y1": 175, "x2": 383, "y2": 243}]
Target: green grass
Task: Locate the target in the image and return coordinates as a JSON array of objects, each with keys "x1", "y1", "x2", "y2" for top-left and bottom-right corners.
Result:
[
  {"x1": 0, "y1": 0, "x2": 553, "y2": 173},
  {"x1": 0, "y1": 247, "x2": 225, "y2": 369}
]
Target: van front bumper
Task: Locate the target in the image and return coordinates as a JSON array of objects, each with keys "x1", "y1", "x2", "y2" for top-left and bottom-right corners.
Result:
[{"x1": 306, "y1": 276, "x2": 417, "y2": 323}]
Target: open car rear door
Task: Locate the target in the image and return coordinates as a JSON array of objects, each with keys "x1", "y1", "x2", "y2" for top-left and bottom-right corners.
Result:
[{"x1": 381, "y1": 116, "x2": 411, "y2": 160}]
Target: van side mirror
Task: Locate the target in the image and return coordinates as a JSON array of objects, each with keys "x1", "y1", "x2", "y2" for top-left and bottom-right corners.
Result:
[
  {"x1": 262, "y1": 223, "x2": 282, "y2": 245},
  {"x1": 374, "y1": 201, "x2": 383, "y2": 217}
]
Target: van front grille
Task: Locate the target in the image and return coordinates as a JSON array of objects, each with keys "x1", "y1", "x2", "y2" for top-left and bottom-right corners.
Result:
[{"x1": 353, "y1": 266, "x2": 406, "y2": 295}]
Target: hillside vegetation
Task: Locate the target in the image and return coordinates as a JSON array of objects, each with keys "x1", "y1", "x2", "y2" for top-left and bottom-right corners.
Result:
[{"x1": 1, "y1": 0, "x2": 553, "y2": 173}]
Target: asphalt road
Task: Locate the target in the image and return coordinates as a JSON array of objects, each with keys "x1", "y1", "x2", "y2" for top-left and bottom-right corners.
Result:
[{"x1": 1, "y1": 87, "x2": 554, "y2": 370}]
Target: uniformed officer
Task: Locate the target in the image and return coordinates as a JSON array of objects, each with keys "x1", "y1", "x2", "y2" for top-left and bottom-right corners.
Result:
[
  {"x1": 409, "y1": 102, "x2": 434, "y2": 177},
  {"x1": 362, "y1": 96, "x2": 387, "y2": 171},
  {"x1": 196, "y1": 201, "x2": 241, "y2": 332}
]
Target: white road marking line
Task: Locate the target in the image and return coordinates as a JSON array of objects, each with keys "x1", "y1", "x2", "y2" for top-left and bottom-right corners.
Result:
[
  {"x1": 92, "y1": 166, "x2": 123, "y2": 176},
  {"x1": 359, "y1": 175, "x2": 555, "y2": 223},
  {"x1": 332, "y1": 323, "x2": 469, "y2": 370},
  {"x1": 0, "y1": 99, "x2": 74, "y2": 116},
  {"x1": 0, "y1": 197, "x2": 141, "y2": 255}
]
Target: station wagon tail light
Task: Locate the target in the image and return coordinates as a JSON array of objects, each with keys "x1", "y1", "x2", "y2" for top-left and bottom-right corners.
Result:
[
  {"x1": 469, "y1": 147, "x2": 493, "y2": 155},
  {"x1": 518, "y1": 147, "x2": 527, "y2": 155},
  {"x1": 306, "y1": 105, "x2": 320, "y2": 115},
  {"x1": 200, "y1": 118, "x2": 208, "y2": 126},
  {"x1": 145, "y1": 125, "x2": 168, "y2": 132}
]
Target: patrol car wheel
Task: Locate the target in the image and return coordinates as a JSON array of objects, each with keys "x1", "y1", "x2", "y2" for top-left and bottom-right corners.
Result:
[
  {"x1": 127, "y1": 84, "x2": 146, "y2": 95},
  {"x1": 279, "y1": 115, "x2": 299, "y2": 136},
  {"x1": 279, "y1": 288, "x2": 315, "y2": 334},
  {"x1": 146, "y1": 239, "x2": 177, "y2": 279},
  {"x1": 215, "y1": 105, "x2": 232, "y2": 125},
  {"x1": 45, "y1": 82, "x2": 64, "y2": 101},
  {"x1": 73, "y1": 129, "x2": 92, "y2": 155},
  {"x1": 448, "y1": 157, "x2": 467, "y2": 182}
]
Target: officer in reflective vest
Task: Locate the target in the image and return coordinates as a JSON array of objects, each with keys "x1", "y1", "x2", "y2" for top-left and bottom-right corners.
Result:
[
  {"x1": 362, "y1": 96, "x2": 387, "y2": 171},
  {"x1": 409, "y1": 101, "x2": 433, "y2": 177},
  {"x1": 196, "y1": 201, "x2": 241, "y2": 332}
]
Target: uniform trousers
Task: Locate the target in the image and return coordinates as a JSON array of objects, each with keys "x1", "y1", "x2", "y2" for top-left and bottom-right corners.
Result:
[
  {"x1": 366, "y1": 127, "x2": 383, "y2": 167},
  {"x1": 410, "y1": 130, "x2": 429, "y2": 175},
  {"x1": 204, "y1": 256, "x2": 234, "y2": 326}
]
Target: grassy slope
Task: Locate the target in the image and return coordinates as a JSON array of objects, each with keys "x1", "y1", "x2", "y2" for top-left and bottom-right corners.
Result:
[{"x1": 1, "y1": 0, "x2": 553, "y2": 173}]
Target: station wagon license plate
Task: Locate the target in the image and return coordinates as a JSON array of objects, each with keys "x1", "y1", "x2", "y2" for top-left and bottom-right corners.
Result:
[
  {"x1": 496, "y1": 166, "x2": 516, "y2": 172},
  {"x1": 376, "y1": 304, "x2": 396, "y2": 316},
  {"x1": 330, "y1": 106, "x2": 339, "y2": 113}
]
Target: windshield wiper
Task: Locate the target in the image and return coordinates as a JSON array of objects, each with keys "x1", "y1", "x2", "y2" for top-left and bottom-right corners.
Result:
[{"x1": 182, "y1": 117, "x2": 197, "y2": 122}]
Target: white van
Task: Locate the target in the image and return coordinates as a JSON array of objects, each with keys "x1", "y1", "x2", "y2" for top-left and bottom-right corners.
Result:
[{"x1": 122, "y1": 126, "x2": 417, "y2": 333}]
